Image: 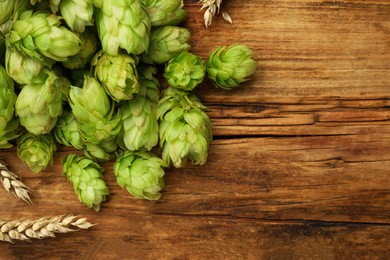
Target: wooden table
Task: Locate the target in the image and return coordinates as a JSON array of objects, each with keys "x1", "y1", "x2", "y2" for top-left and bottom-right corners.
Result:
[{"x1": 1, "y1": 0, "x2": 390, "y2": 258}]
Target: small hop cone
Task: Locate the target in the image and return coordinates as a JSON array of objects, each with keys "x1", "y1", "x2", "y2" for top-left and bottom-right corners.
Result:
[
  {"x1": 63, "y1": 154, "x2": 109, "y2": 211},
  {"x1": 69, "y1": 76, "x2": 122, "y2": 145},
  {"x1": 119, "y1": 65, "x2": 160, "y2": 151},
  {"x1": 140, "y1": 0, "x2": 187, "y2": 26},
  {"x1": 164, "y1": 51, "x2": 205, "y2": 91},
  {"x1": 114, "y1": 151, "x2": 167, "y2": 200},
  {"x1": 0, "y1": 65, "x2": 19, "y2": 149},
  {"x1": 59, "y1": 0, "x2": 94, "y2": 33},
  {"x1": 83, "y1": 139, "x2": 117, "y2": 162},
  {"x1": 8, "y1": 10, "x2": 82, "y2": 63},
  {"x1": 95, "y1": 0, "x2": 151, "y2": 56},
  {"x1": 17, "y1": 132, "x2": 57, "y2": 173},
  {"x1": 140, "y1": 26, "x2": 191, "y2": 65},
  {"x1": 157, "y1": 87, "x2": 212, "y2": 168},
  {"x1": 93, "y1": 51, "x2": 140, "y2": 102},
  {"x1": 53, "y1": 111, "x2": 84, "y2": 150},
  {"x1": 15, "y1": 69, "x2": 68, "y2": 135},
  {"x1": 206, "y1": 44, "x2": 257, "y2": 90}
]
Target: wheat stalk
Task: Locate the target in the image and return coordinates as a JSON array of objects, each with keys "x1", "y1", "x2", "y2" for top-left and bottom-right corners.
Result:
[
  {"x1": 199, "y1": 0, "x2": 232, "y2": 28},
  {"x1": 0, "y1": 215, "x2": 95, "y2": 243},
  {"x1": 0, "y1": 159, "x2": 32, "y2": 204}
]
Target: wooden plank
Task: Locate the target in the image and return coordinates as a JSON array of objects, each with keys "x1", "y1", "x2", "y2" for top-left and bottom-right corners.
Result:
[{"x1": 1, "y1": 217, "x2": 390, "y2": 259}]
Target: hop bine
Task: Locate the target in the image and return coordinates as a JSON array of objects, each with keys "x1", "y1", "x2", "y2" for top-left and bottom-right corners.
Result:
[
  {"x1": 0, "y1": 215, "x2": 94, "y2": 243},
  {"x1": 0, "y1": 159, "x2": 32, "y2": 204},
  {"x1": 206, "y1": 44, "x2": 257, "y2": 90},
  {"x1": 140, "y1": 26, "x2": 191, "y2": 65},
  {"x1": 157, "y1": 87, "x2": 212, "y2": 168},
  {"x1": 164, "y1": 51, "x2": 205, "y2": 91},
  {"x1": 17, "y1": 132, "x2": 57, "y2": 173},
  {"x1": 94, "y1": 0, "x2": 151, "y2": 56},
  {"x1": 63, "y1": 154, "x2": 109, "y2": 211},
  {"x1": 114, "y1": 151, "x2": 167, "y2": 200},
  {"x1": 0, "y1": 65, "x2": 19, "y2": 149},
  {"x1": 119, "y1": 65, "x2": 160, "y2": 151},
  {"x1": 140, "y1": 0, "x2": 187, "y2": 26}
]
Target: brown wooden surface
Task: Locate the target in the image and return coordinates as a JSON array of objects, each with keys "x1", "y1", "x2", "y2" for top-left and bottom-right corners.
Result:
[{"x1": 1, "y1": 0, "x2": 390, "y2": 259}]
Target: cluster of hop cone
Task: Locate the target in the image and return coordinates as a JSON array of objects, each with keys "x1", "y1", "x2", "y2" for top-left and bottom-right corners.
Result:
[{"x1": 0, "y1": 0, "x2": 257, "y2": 212}]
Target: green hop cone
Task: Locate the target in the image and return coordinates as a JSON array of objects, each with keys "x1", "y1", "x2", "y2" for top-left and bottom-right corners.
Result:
[
  {"x1": 140, "y1": 0, "x2": 186, "y2": 26},
  {"x1": 5, "y1": 48, "x2": 50, "y2": 85},
  {"x1": 69, "y1": 75, "x2": 122, "y2": 145},
  {"x1": 17, "y1": 132, "x2": 57, "y2": 173},
  {"x1": 83, "y1": 139, "x2": 117, "y2": 161},
  {"x1": 94, "y1": 0, "x2": 151, "y2": 55},
  {"x1": 114, "y1": 150, "x2": 167, "y2": 200},
  {"x1": 164, "y1": 51, "x2": 205, "y2": 91},
  {"x1": 0, "y1": 0, "x2": 30, "y2": 25},
  {"x1": 8, "y1": 10, "x2": 82, "y2": 63},
  {"x1": 62, "y1": 154, "x2": 109, "y2": 211},
  {"x1": 157, "y1": 87, "x2": 212, "y2": 168},
  {"x1": 206, "y1": 44, "x2": 257, "y2": 90},
  {"x1": 15, "y1": 69, "x2": 68, "y2": 135},
  {"x1": 119, "y1": 65, "x2": 160, "y2": 151},
  {"x1": 93, "y1": 51, "x2": 139, "y2": 102},
  {"x1": 140, "y1": 26, "x2": 191, "y2": 65},
  {"x1": 0, "y1": 65, "x2": 19, "y2": 149},
  {"x1": 53, "y1": 110, "x2": 84, "y2": 150},
  {"x1": 59, "y1": 0, "x2": 94, "y2": 33},
  {"x1": 63, "y1": 30, "x2": 98, "y2": 70}
]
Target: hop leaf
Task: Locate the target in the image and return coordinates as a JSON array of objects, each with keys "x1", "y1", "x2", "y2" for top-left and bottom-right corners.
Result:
[
  {"x1": 157, "y1": 87, "x2": 212, "y2": 168},
  {"x1": 164, "y1": 51, "x2": 205, "y2": 91},
  {"x1": 17, "y1": 132, "x2": 57, "y2": 173},
  {"x1": 206, "y1": 44, "x2": 257, "y2": 90},
  {"x1": 114, "y1": 150, "x2": 167, "y2": 200},
  {"x1": 63, "y1": 154, "x2": 109, "y2": 211}
]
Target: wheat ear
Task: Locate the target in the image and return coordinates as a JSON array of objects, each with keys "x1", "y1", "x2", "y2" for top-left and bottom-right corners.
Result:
[
  {"x1": 199, "y1": 0, "x2": 232, "y2": 28},
  {"x1": 0, "y1": 215, "x2": 94, "y2": 243},
  {"x1": 0, "y1": 159, "x2": 32, "y2": 204}
]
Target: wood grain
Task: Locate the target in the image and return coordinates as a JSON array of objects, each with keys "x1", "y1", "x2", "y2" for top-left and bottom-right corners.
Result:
[{"x1": 1, "y1": 0, "x2": 390, "y2": 258}]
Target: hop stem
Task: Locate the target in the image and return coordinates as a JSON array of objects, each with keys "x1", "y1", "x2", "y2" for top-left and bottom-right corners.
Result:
[
  {"x1": 0, "y1": 215, "x2": 94, "y2": 243},
  {"x1": 0, "y1": 159, "x2": 32, "y2": 204}
]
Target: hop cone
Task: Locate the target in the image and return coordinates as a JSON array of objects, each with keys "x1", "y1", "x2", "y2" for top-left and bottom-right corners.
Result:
[
  {"x1": 15, "y1": 70, "x2": 67, "y2": 135},
  {"x1": 94, "y1": 0, "x2": 151, "y2": 55},
  {"x1": 59, "y1": 0, "x2": 94, "y2": 33},
  {"x1": 206, "y1": 44, "x2": 257, "y2": 90},
  {"x1": 83, "y1": 139, "x2": 117, "y2": 162},
  {"x1": 140, "y1": 0, "x2": 186, "y2": 26},
  {"x1": 63, "y1": 154, "x2": 109, "y2": 211},
  {"x1": 114, "y1": 151, "x2": 166, "y2": 200},
  {"x1": 8, "y1": 10, "x2": 82, "y2": 63},
  {"x1": 93, "y1": 51, "x2": 139, "y2": 102},
  {"x1": 63, "y1": 30, "x2": 97, "y2": 70},
  {"x1": 17, "y1": 132, "x2": 57, "y2": 173},
  {"x1": 0, "y1": 65, "x2": 19, "y2": 149},
  {"x1": 53, "y1": 110, "x2": 84, "y2": 150},
  {"x1": 157, "y1": 87, "x2": 212, "y2": 168},
  {"x1": 5, "y1": 48, "x2": 49, "y2": 85},
  {"x1": 164, "y1": 51, "x2": 205, "y2": 91},
  {"x1": 119, "y1": 65, "x2": 159, "y2": 151},
  {"x1": 69, "y1": 76, "x2": 122, "y2": 145},
  {"x1": 0, "y1": 0, "x2": 30, "y2": 25},
  {"x1": 140, "y1": 26, "x2": 191, "y2": 65}
]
